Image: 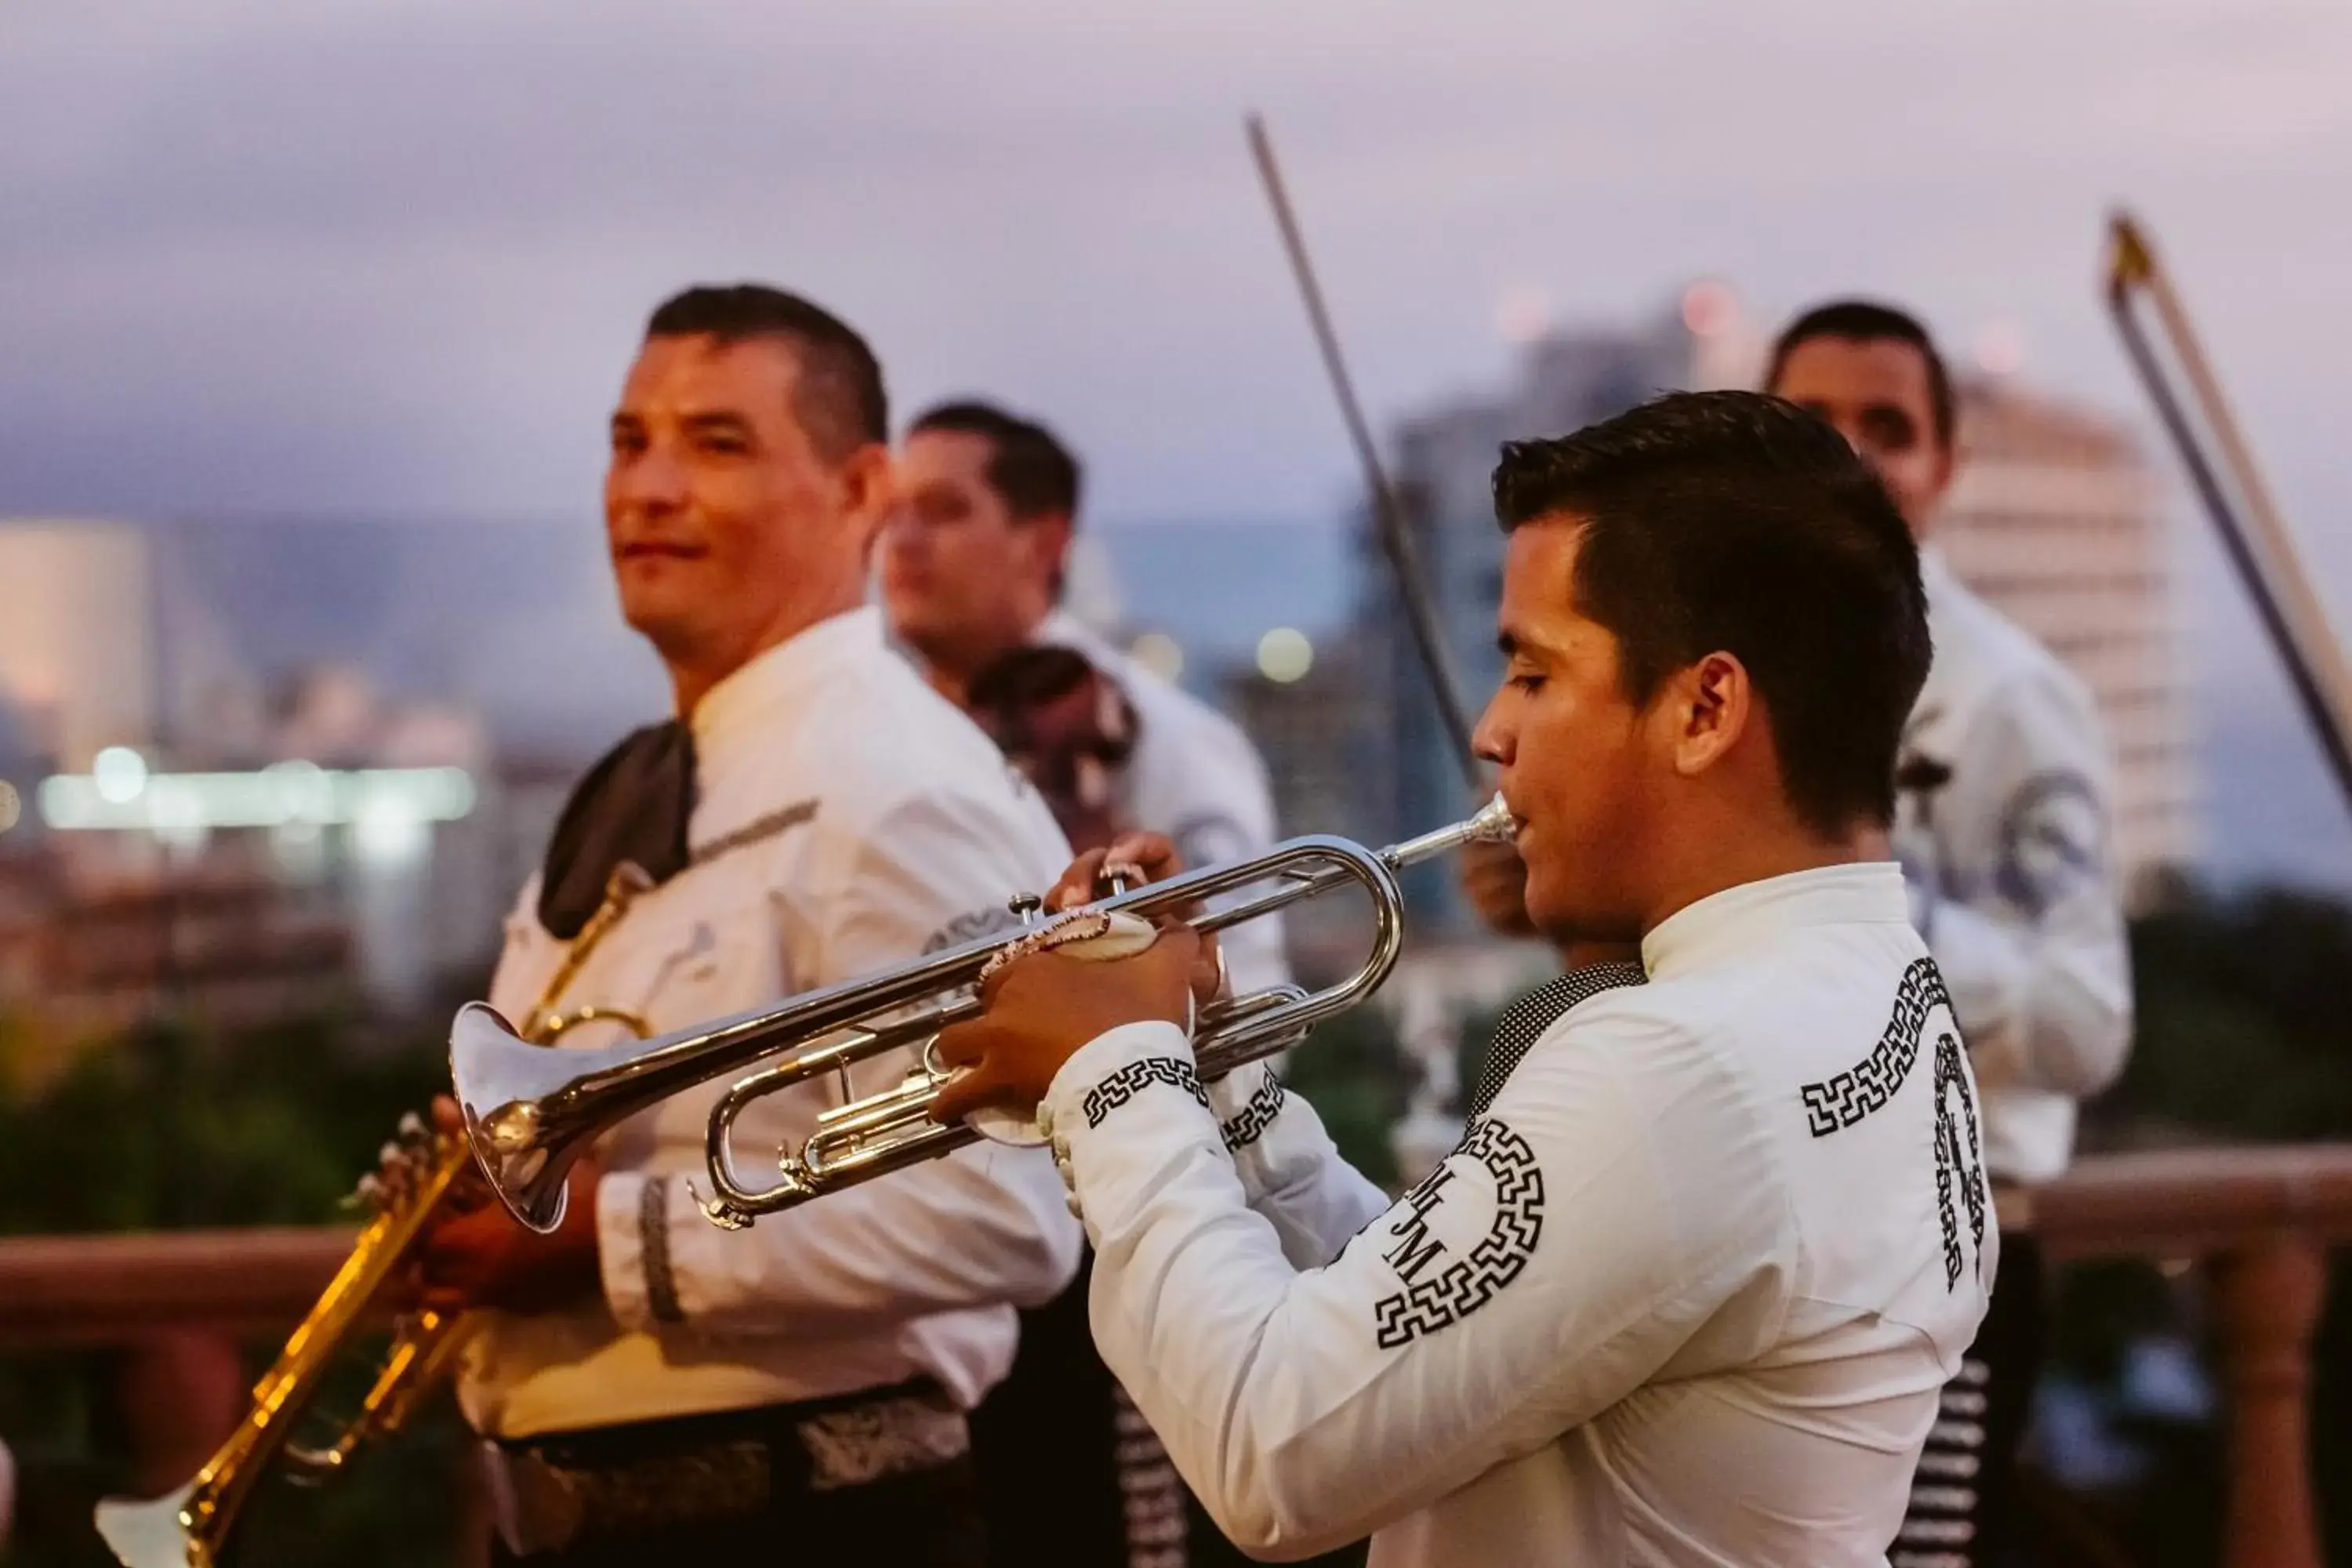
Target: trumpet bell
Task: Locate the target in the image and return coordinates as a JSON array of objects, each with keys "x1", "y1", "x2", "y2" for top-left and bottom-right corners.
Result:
[
  {"x1": 96, "y1": 1482, "x2": 210, "y2": 1568},
  {"x1": 451, "y1": 1001, "x2": 579, "y2": 1233}
]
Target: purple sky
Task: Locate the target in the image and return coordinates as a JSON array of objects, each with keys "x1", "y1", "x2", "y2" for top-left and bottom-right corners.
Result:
[{"x1": 5, "y1": 0, "x2": 2351, "y2": 883}]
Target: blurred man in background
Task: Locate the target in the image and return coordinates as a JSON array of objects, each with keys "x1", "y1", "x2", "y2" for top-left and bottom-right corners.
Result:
[
  {"x1": 883, "y1": 400, "x2": 1290, "y2": 1567},
  {"x1": 1767, "y1": 299, "x2": 2132, "y2": 1566}
]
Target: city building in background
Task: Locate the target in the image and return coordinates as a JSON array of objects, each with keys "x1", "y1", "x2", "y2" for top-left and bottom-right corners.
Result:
[
  {"x1": 0, "y1": 517, "x2": 593, "y2": 1042},
  {"x1": 1940, "y1": 379, "x2": 2198, "y2": 907}
]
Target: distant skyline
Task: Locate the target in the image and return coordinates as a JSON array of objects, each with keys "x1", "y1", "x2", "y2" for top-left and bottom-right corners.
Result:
[{"x1": 4, "y1": 1, "x2": 2350, "y2": 887}]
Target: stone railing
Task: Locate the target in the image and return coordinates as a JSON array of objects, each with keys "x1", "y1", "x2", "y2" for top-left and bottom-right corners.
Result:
[
  {"x1": 2022, "y1": 1145, "x2": 2352, "y2": 1568},
  {"x1": 5, "y1": 1145, "x2": 2351, "y2": 1565}
]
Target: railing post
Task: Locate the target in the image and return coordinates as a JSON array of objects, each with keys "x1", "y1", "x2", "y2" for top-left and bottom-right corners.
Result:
[{"x1": 2208, "y1": 1236, "x2": 2327, "y2": 1568}]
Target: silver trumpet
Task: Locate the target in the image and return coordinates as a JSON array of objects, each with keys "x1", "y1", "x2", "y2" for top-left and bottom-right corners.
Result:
[{"x1": 451, "y1": 796, "x2": 1514, "y2": 1232}]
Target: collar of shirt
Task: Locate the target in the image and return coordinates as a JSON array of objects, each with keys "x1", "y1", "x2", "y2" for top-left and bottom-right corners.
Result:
[
  {"x1": 1917, "y1": 542, "x2": 1963, "y2": 613},
  {"x1": 1033, "y1": 607, "x2": 1122, "y2": 672},
  {"x1": 1642, "y1": 861, "x2": 1910, "y2": 982},
  {"x1": 688, "y1": 605, "x2": 883, "y2": 768}
]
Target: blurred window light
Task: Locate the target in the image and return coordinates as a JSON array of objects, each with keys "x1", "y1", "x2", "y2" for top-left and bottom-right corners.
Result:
[
  {"x1": 1129, "y1": 630, "x2": 1185, "y2": 683},
  {"x1": 91, "y1": 746, "x2": 148, "y2": 804},
  {"x1": 38, "y1": 764, "x2": 475, "y2": 833},
  {"x1": 1973, "y1": 321, "x2": 2027, "y2": 377},
  {"x1": 354, "y1": 794, "x2": 430, "y2": 869},
  {"x1": 1257, "y1": 627, "x2": 1315, "y2": 684},
  {"x1": 1681, "y1": 278, "x2": 1738, "y2": 338},
  {"x1": 1495, "y1": 285, "x2": 1552, "y2": 347}
]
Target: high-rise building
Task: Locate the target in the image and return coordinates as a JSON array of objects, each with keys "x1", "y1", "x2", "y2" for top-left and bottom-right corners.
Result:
[
  {"x1": 1937, "y1": 380, "x2": 2198, "y2": 905},
  {"x1": 0, "y1": 522, "x2": 154, "y2": 772}
]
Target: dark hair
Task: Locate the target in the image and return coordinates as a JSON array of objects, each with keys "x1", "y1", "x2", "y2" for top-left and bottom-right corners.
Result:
[
  {"x1": 909, "y1": 400, "x2": 1083, "y2": 523},
  {"x1": 644, "y1": 284, "x2": 887, "y2": 462},
  {"x1": 1492, "y1": 390, "x2": 1929, "y2": 833},
  {"x1": 1763, "y1": 299, "x2": 1955, "y2": 449}
]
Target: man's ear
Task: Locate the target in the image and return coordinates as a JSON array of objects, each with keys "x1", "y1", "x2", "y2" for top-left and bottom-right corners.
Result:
[
  {"x1": 1667, "y1": 651, "x2": 1753, "y2": 779},
  {"x1": 1030, "y1": 512, "x2": 1076, "y2": 599},
  {"x1": 839, "y1": 442, "x2": 897, "y2": 558}
]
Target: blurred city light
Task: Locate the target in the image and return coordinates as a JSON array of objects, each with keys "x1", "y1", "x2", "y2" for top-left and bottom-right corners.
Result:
[
  {"x1": 38, "y1": 764, "x2": 476, "y2": 833},
  {"x1": 1256, "y1": 627, "x2": 1314, "y2": 684},
  {"x1": 1130, "y1": 630, "x2": 1185, "y2": 682},
  {"x1": 1681, "y1": 278, "x2": 1737, "y2": 337},
  {"x1": 91, "y1": 745, "x2": 148, "y2": 804}
]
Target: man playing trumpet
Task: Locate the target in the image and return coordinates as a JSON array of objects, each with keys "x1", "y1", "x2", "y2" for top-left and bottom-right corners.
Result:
[{"x1": 932, "y1": 391, "x2": 1995, "y2": 1564}]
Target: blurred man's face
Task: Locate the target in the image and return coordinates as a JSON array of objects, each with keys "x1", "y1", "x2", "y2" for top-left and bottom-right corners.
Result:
[
  {"x1": 604, "y1": 333, "x2": 878, "y2": 690},
  {"x1": 880, "y1": 428, "x2": 1065, "y2": 674},
  {"x1": 1472, "y1": 521, "x2": 1659, "y2": 940},
  {"x1": 1770, "y1": 335, "x2": 1955, "y2": 538}
]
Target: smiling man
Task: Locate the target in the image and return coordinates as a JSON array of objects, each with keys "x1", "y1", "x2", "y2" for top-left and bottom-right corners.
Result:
[
  {"x1": 412, "y1": 284, "x2": 1080, "y2": 1566},
  {"x1": 931, "y1": 390, "x2": 1994, "y2": 1565}
]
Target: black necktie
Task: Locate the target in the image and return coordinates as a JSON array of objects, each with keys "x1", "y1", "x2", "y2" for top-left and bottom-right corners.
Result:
[
  {"x1": 536, "y1": 720, "x2": 696, "y2": 940},
  {"x1": 1468, "y1": 962, "x2": 1649, "y2": 1120}
]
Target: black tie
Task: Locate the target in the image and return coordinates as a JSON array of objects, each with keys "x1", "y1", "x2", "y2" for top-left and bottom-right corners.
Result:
[
  {"x1": 536, "y1": 720, "x2": 696, "y2": 940},
  {"x1": 1468, "y1": 962, "x2": 1649, "y2": 1120}
]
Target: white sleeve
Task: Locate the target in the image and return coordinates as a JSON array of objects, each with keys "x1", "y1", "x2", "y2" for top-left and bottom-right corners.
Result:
[
  {"x1": 1204, "y1": 1062, "x2": 1392, "y2": 1269},
  {"x1": 597, "y1": 784, "x2": 1084, "y2": 1336},
  {"x1": 1920, "y1": 670, "x2": 2132, "y2": 1101},
  {"x1": 1045, "y1": 1010, "x2": 1780, "y2": 1559}
]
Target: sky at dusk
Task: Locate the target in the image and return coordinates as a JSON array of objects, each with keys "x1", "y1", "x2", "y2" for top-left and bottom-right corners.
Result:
[{"x1": 5, "y1": 1, "x2": 2351, "y2": 884}]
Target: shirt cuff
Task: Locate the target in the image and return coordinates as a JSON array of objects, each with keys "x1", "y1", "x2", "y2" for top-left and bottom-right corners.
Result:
[
  {"x1": 1205, "y1": 1058, "x2": 1291, "y2": 1159},
  {"x1": 1040, "y1": 1021, "x2": 1227, "y2": 1232},
  {"x1": 595, "y1": 1170, "x2": 692, "y2": 1331}
]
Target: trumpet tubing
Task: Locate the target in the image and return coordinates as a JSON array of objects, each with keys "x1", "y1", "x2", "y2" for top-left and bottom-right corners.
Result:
[{"x1": 454, "y1": 797, "x2": 1515, "y2": 1234}]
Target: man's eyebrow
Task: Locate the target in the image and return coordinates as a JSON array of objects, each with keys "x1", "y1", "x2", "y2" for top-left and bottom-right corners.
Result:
[{"x1": 681, "y1": 410, "x2": 756, "y2": 436}]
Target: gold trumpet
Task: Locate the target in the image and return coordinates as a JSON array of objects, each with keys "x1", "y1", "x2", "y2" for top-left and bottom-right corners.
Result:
[
  {"x1": 452, "y1": 798, "x2": 1514, "y2": 1236},
  {"x1": 95, "y1": 867, "x2": 656, "y2": 1568}
]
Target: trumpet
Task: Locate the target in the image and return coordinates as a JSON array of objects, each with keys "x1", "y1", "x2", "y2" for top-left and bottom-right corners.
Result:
[
  {"x1": 453, "y1": 797, "x2": 1515, "y2": 1235},
  {"x1": 95, "y1": 869, "x2": 654, "y2": 1568}
]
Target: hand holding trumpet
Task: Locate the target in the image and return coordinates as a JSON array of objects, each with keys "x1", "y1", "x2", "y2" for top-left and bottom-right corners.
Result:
[{"x1": 931, "y1": 833, "x2": 1223, "y2": 1123}]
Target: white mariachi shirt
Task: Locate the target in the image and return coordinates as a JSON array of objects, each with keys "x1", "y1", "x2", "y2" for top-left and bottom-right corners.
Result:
[
  {"x1": 1045, "y1": 863, "x2": 1994, "y2": 1567},
  {"x1": 461, "y1": 606, "x2": 1083, "y2": 1440},
  {"x1": 1033, "y1": 610, "x2": 1290, "y2": 997},
  {"x1": 1895, "y1": 548, "x2": 2132, "y2": 1183}
]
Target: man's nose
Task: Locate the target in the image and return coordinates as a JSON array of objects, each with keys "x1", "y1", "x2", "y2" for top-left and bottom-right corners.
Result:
[
  {"x1": 1472, "y1": 690, "x2": 1512, "y2": 767},
  {"x1": 612, "y1": 445, "x2": 688, "y2": 512}
]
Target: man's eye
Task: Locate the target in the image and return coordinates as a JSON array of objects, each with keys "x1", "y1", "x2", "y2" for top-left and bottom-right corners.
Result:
[
  {"x1": 698, "y1": 434, "x2": 750, "y2": 456},
  {"x1": 1511, "y1": 674, "x2": 1546, "y2": 695},
  {"x1": 1860, "y1": 410, "x2": 1918, "y2": 452}
]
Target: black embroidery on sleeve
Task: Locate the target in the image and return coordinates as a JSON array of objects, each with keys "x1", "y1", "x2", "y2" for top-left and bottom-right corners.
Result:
[
  {"x1": 1798, "y1": 958, "x2": 1952, "y2": 1136},
  {"x1": 1994, "y1": 769, "x2": 2103, "y2": 918},
  {"x1": 1371, "y1": 1119, "x2": 1544, "y2": 1349},
  {"x1": 640, "y1": 1175, "x2": 686, "y2": 1324},
  {"x1": 1933, "y1": 1032, "x2": 1990, "y2": 1290},
  {"x1": 1082, "y1": 1057, "x2": 1211, "y2": 1127},
  {"x1": 1218, "y1": 1071, "x2": 1288, "y2": 1152}
]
